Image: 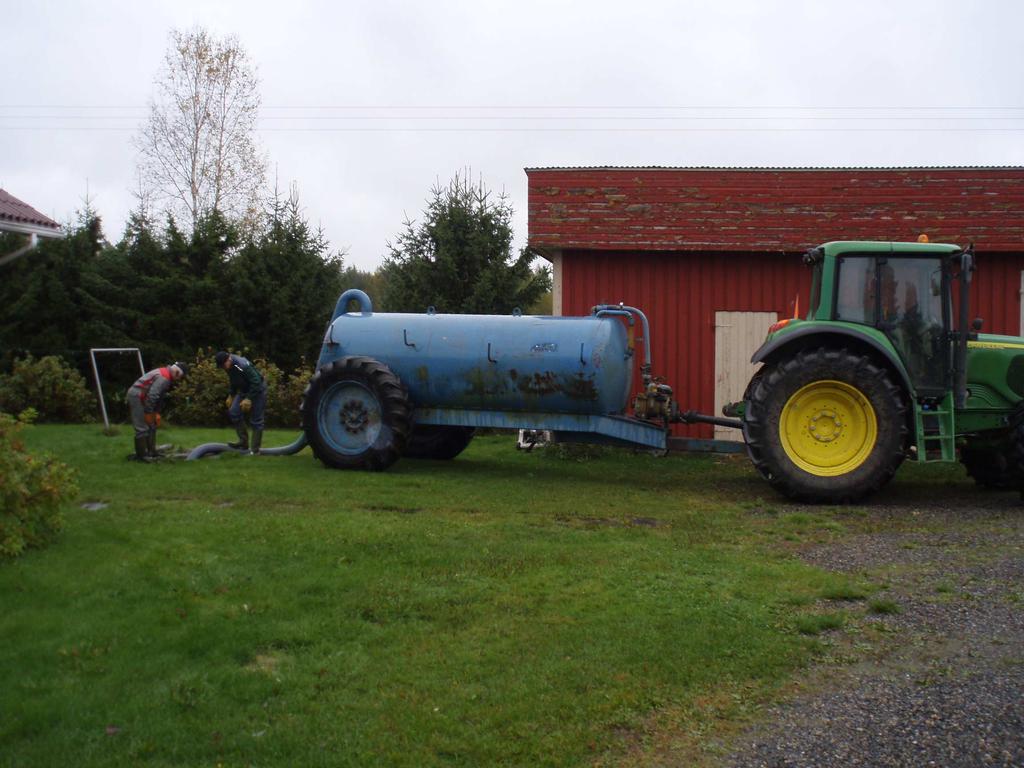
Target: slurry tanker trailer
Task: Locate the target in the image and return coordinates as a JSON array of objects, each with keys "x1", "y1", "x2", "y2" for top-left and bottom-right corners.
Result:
[{"x1": 295, "y1": 288, "x2": 722, "y2": 470}]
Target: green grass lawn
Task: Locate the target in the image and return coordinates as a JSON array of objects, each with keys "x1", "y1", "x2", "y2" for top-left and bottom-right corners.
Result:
[{"x1": 1, "y1": 425, "x2": 970, "y2": 766}]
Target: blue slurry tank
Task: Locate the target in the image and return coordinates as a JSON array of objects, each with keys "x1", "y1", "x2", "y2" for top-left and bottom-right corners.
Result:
[
  {"x1": 299, "y1": 289, "x2": 674, "y2": 470},
  {"x1": 320, "y1": 304, "x2": 632, "y2": 415}
]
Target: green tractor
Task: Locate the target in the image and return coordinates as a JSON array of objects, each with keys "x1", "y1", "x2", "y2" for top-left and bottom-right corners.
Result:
[{"x1": 735, "y1": 240, "x2": 1024, "y2": 503}]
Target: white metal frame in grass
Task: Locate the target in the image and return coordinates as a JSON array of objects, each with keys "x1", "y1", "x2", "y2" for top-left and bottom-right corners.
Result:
[{"x1": 89, "y1": 347, "x2": 145, "y2": 430}]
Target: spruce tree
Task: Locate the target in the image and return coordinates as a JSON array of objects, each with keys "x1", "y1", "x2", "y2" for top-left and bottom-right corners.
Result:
[
  {"x1": 0, "y1": 207, "x2": 105, "y2": 369},
  {"x1": 381, "y1": 171, "x2": 550, "y2": 314},
  {"x1": 229, "y1": 187, "x2": 343, "y2": 370}
]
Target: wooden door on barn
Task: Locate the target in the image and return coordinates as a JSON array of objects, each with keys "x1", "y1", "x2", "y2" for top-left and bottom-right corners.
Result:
[{"x1": 713, "y1": 311, "x2": 777, "y2": 441}]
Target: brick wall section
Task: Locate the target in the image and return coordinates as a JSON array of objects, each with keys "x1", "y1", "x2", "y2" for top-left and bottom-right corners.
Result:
[{"x1": 527, "y1": 167, "x2": 1024, "y2": 253}]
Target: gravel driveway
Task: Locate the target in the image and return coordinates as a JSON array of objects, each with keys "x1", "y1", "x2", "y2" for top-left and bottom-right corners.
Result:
[{"x1": 721, "y1": 483, "x2": 1024, "y2": 768}]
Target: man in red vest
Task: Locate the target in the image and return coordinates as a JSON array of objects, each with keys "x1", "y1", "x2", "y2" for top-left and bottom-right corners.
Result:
[{"x1": 125, "y1": 362, "x2": 189, "y2": 461}]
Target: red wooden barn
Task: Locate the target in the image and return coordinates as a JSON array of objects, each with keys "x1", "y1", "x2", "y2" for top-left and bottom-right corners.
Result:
[{"x1": 525, "y1": 167, "x2": 1024, "y2": 443}]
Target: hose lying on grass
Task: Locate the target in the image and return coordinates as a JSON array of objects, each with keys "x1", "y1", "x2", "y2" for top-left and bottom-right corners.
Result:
[{"x1": 186, "y1": 433, "x2": 308, "y2": 460}]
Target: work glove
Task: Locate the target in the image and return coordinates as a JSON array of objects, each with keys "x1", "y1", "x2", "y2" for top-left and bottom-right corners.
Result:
[
  {"x1": 241, "y1": 398, "x2": 252, "y2": 414},
  {"x1": 144, "y1": 412, "x2": 160, "y2": 427},
  {"x1": 225, "y1": 396, "x2": 233, "y2": 411}
]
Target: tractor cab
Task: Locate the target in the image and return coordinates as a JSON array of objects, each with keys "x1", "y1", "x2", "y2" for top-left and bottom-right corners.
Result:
[{"x1": 804, "y1": 241, "x2": 968, "y2": 403}]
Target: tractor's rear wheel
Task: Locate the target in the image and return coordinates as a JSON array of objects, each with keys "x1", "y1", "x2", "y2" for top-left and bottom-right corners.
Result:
[
  {"x1": 403, "y1": 425, "x2": 475, "y2": 460},
  {"x1": 301, "y1": 356, "x2": 411, "y2": 470},
  {"x1": 743, "y1": 347, "x2": 907, "y2": 503}
]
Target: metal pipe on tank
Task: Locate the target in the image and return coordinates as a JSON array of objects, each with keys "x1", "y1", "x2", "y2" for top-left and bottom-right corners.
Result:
[
  {"x1": 593, "y1": 305, "x2": 653, "y2": 381},
  {"x1": 331, "y1": 288, "x2": 373, "y2": 321}
]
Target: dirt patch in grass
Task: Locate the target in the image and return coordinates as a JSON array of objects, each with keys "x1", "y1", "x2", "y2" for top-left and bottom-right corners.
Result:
[{"x1": 245, "y1": 652, "x2": 287, "y2": 675}]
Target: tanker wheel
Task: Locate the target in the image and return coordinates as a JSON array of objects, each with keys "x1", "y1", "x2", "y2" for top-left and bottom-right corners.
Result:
[
  {"x1": 960, "y1": 445, "x2": 1013, "y2": 489},
  {"x1": 403, "y1": 425, "x2": 475, "y2": 460},
  {"x1": 743, "y1": 347, "x2": 907, "y2": 503},
  {"x1": 301, "y1": 356, "x2": 411, "y2": 470}
]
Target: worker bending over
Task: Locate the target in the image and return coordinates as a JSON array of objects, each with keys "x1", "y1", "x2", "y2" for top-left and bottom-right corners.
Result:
[
  {"x1": 215, "y1": 351, "x2": 268, "y2": 455},
  {"x1": 126, "y1": 362, "x2": 189, "y2": 461}
]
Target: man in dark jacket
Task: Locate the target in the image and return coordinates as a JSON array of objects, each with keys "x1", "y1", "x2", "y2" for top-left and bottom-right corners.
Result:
[
  {"x1": 125, "y1": 362, "x2": 189, "y2": 461},
  {"x1": 215, "y1": 351, "x2": 268, "y2": 455}
]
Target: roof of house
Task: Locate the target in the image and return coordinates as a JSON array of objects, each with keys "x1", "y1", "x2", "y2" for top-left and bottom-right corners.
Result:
[
  {"x1": 0, "y1": 189, "x2": 61, "y2": 235},
  {"x1": 526, "y1": 167, "x2": 1024, "y2": 253}
]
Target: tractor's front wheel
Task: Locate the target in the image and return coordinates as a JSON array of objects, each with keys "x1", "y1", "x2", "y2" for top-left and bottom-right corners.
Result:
[
  {"x1": 1007, "y1": 405, "x2": 1024, "y2": 494},
  {"x1": 743, "y1": 347, "x2": 907, "y2": 503},
  {"x1": 960, "y1": 445, "x2": 1013, "y2": 489}
]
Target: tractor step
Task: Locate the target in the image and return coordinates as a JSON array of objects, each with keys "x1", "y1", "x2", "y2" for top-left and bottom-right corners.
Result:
[{"x1": 914, "y1": 393, "x2": 956, "y2": 463}]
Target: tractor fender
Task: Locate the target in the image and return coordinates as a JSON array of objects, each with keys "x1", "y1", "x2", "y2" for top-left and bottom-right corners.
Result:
[{"x1": 751, "y1": 325, "x2": 915, "y2": 402}]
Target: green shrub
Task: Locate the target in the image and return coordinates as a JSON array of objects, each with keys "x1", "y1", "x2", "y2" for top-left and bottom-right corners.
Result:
[
  {"x1": 0, "y1": 355, "x2": 94, "y2": 422},
  {"x1": 168, "y1": 350, "x2": 232, "y2": 426},
  {"x1": 167, "y1": 350, "x2": 312, "y2": 429},
  {"x1": 0, "y1": 411, "x2": 78, "y2": 559},
  {"x1": 266, "y1": 360, "x2": 313, "y2": 430}
]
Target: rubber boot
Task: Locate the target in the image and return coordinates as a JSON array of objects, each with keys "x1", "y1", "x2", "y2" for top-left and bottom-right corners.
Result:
[
  {"x1": 250, "y1": 429, "x2": 263, "y2": 456},
  {"x1": 228, "y1": 423, "x2": 249, "y2": 450},
  {"x1": 133, "y1": 436, "x2": 153, "y2": 462},
  {"x1": 146, "y1": 430, "x2": 158, "y2": 459}
]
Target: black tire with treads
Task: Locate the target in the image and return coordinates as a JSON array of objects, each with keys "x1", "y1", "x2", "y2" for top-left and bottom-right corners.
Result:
[
  {"x1": 743, "y1": 347, "x2": 907, "y2": 503},
  {"x1": 403, "y1": 425, "x2": 475, "y2": 460},
  {"x1": 960, "y1": 445, "x2": 1013, "y2": 489},
  {"x1": 301, "y1": 356, "x2": 411, "y2": 471}
]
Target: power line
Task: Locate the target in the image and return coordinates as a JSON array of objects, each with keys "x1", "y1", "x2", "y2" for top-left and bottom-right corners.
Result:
[
  {"x1": 3, "y1": 104, "x2": 1024, "y2": 111},
  {"x1": 4, "y1": 115, "x2": 1024, "y2": 121},
  {"x1": 4, "y1": 126, "x2": 1024, "y2": 133}
]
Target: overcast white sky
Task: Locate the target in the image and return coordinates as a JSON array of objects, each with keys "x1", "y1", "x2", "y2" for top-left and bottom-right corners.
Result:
[{"x1": 3, "y1": 0, "x2": 1023, "y2": 270}]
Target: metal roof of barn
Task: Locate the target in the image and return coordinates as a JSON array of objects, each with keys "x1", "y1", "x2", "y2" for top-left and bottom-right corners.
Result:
[
  {"x1": 526, "y1": 167, "x2": 1024, "y2": 253},
  {"x1": 525, "y1": 165, "x2": 1024, "y2": 172}
]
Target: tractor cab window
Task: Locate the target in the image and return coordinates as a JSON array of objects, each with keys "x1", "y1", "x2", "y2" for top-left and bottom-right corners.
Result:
[
  {"x1": 879, "y1": 257, "x2": 947, "y2": 393},
  {"x1": 832, "y1": 254, "x2": 950, "y2": 395},
  {"x1": 808, "y1": 262, "x2": 822, "y2": 318},
  {"x1": 834, "y1": 256, "x2": 876, "y2": 323}
]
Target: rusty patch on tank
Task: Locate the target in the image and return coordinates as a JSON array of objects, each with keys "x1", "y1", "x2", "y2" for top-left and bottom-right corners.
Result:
[
  {"x1": 517, "y1": 371, "x2": 560, "y2": 396},
  {"x1": 563, "y1": 373, "x2": 599, "y2": 401},
  {"x1": 415, "y1": 365, "x2": 429, "y2": 383}
]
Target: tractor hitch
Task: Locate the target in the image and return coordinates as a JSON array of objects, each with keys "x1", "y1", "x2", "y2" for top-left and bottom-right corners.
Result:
[{"x1": 676, "y1": 410, "x2": 743, "y2": 430}]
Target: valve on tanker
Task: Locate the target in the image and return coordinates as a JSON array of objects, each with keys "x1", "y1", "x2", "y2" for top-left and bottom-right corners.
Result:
[{"x1": 633, "y1": 379, "x2": 677, "y2": 422}]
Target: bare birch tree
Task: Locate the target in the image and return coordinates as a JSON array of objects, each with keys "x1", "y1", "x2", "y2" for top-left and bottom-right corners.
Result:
[{"x1": 135, "y1": 28, "x2": 266, "y2": 231}]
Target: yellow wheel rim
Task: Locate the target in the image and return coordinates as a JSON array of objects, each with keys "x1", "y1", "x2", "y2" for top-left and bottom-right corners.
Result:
[{"x1": 779, "y1": 380, "x2": 877, "y2": 477}]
